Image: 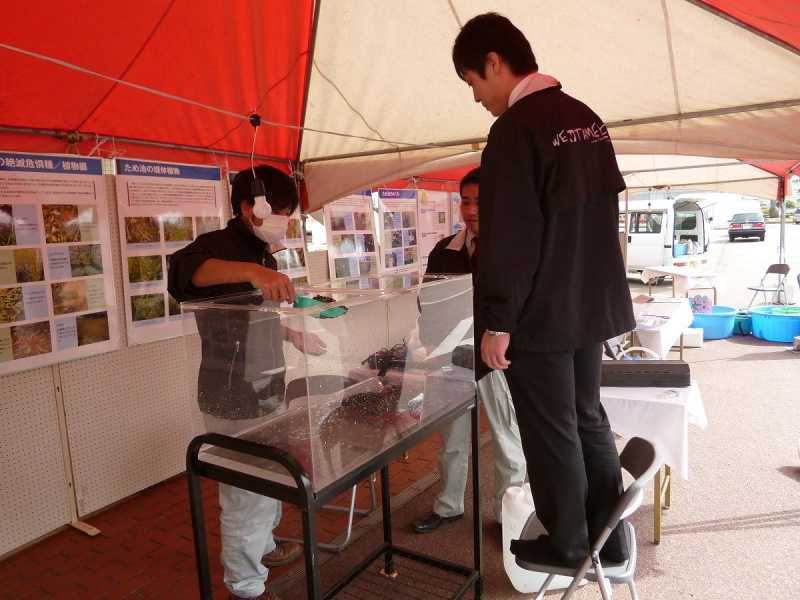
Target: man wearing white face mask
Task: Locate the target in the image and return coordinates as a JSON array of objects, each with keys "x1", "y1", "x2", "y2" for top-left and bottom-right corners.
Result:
[{"x1": 169, "y1": 166, "x2": 314, "y2": 600}]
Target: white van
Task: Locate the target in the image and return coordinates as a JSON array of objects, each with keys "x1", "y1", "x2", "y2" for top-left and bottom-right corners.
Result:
[{"x1": 619, "y1": 196, "x2": 712, "y2": 271}]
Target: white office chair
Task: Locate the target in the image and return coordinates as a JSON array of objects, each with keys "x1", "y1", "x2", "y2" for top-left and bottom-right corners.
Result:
[{"x1": 516, "y1": 437, "x2": 661, "y2": 599}]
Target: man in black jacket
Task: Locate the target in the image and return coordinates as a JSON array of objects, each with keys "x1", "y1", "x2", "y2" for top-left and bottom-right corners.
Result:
[
  {"x1": 169, "y1": 166, "x2": 309, "y2": 600},
  {"x1": 413, "y1": 169, "x2": 526, "y2": 533},
  {"x1": 452, "y1": 13, "x2": 635, "y2": 568}
]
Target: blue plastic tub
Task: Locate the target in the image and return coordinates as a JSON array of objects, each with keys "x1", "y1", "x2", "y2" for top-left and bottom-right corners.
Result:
[
  {"x1": 673, "y1": 243, "x2": 689, "y2": 257},
  {"x1": 750, "y1": 306, "x2": 800, "y2": 343},
  {"x1": 691, "y1": 305, "x2": 737, "y2": 340}
]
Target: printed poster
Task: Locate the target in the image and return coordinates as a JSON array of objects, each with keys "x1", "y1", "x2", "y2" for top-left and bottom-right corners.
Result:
[
  {"x1": 323, "y1": 192, "x2": 379, "y2": 285},
  {"x1": 377, "y1": 189, "x2": 419, "y2": 275},
  {"x1": 417, "y1": 190, "x2": 451, "y2": 269},
  {"x1": 273, "y1": 211, "x2": 309, "y2": 284},
  {"x1": 116, "y1": 158, "x2": 224, "y2": 345},
  {"x1": 0, "y1": 151, "x2": 120, "y2": 375}
]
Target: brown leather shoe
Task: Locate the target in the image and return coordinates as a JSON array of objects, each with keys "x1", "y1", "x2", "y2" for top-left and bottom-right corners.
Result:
[{"x1": 262, "y1": 541, "x2": 303, "y2": 567}]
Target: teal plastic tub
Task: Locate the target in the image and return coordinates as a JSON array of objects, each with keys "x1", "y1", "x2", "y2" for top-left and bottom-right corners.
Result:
[
  {"x1": 750, "y1": 306, "x2": 800, "y2": 343},
  {"x1": 733, "y1": 311, "x2": 752, "y2": 336},
  {"x1": 691, "y1": 305, "x2": 737, "y2": 340}
]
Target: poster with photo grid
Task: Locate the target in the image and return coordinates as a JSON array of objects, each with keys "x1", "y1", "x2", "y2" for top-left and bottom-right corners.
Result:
[
  {"x1": 323, "y1": 191, "x2": 379, "y2": 284},
  {"x1": 377, "y1": 189, "x2": 419, "y2": 275},
  {"x1": 0, "y1": 151, "x2": 120, "y2": 375},
  {"x1": 273, "y1": 211, "x2": 309, "y2": 284},
  {"x1": 115, "y1": 158, "x2": 225, "y2": 345}
]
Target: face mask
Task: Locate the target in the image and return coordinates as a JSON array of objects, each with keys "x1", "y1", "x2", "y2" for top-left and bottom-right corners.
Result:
[
  {"x1": 249, "y1": 185, "x2": 289, "y2": 244},
  {"x1": 251, "y1": 214, "x2": 289, "y2": 245}
]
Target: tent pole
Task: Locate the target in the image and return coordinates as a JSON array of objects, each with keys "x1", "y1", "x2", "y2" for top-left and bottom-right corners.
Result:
[
  {"x1": 0, "y1": 125, "x2": 290, "y2": 165},
  {"x1": 294, "y1": 0, "x2": 322, "y2": 164},
  {"x1": 620, "y1": 161, "x2": 741, "y2": 176},
  {"x1": 606, "y1": 97, "x2": 800, "y2": 129},
  {"x1": 301, "y1": 96, "x2": 800, "y2": 165},
  {"x1": 623, "y1": 188, "x2": 630, "y2": 270}
]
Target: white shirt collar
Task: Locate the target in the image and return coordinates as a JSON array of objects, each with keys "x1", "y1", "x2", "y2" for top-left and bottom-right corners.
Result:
[
  {"x1": 508, "y1": 72, "x2": 561, "y2": 109},
  {"x1": 446, "y1": 228, "x2": 477, "y2": 256}
]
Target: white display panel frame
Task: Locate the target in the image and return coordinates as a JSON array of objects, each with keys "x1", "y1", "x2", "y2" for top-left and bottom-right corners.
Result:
[
  {"x1": 115, "y1": 158, "x2": 225, "y2": 345},
  {"x1": 0, "y1": 151, "x2": 120, "y2": 375}
]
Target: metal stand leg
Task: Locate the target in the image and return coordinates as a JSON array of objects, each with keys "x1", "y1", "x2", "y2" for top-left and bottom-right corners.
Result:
[
  {"x1": 379, "y1": 466, "x2": 397, "y2": 578},
  {"x1": 653, "y1": 468, "x2": 661, "y2": 545},
  {"x1": 679, "y1": 334, "x2": 685, "y2": 361},
  {"x1": 276, "y1": 478, "x2": 377, "y2": 552},
  {"x1": 302, "y1": 506, "x2": 322, "y2": 599},
  {"x1": 664, "y1": 465, "x2": 672, "y2": 509},
  {"x1": 471, "y1": 401, "x2": 483, "y2": 598},
  {"x1": 187, "y1": 472, "x2": 213, "y2": 600}
]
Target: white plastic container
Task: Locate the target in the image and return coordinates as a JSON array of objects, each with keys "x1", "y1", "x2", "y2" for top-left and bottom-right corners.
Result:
[
  {"x1": 678, "y1": 327, "x2": 704, "y2": 348},
  {"x1": 501, "y1": 484, "x2": 574, "y2": 593}
]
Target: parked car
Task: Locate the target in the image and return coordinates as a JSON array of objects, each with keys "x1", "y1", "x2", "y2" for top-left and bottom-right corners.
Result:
[
  {"x1": 794, "y1": 211, "x2": 800, "y2": 224},
  {"x1": 728, "y1": 212, "x2": 765, "y2": 241}
]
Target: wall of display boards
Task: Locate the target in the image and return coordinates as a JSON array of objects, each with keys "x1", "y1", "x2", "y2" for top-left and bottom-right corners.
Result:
[
  {"x1": 0, "y1": 151, "x2": 272, "y2": 557},
  {"x1": 322, "y1": 187, "x2": 466, "y2": 284}
]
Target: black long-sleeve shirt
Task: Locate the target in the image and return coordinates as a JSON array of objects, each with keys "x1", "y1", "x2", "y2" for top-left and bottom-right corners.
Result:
[{"x1": 168, "y1": 217, "x2": 285, "y2": 420}]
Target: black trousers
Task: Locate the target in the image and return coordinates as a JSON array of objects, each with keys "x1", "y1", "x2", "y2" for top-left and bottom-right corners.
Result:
[{"x1": 504, "y1": 342, "x2": 626, "y2": 560}]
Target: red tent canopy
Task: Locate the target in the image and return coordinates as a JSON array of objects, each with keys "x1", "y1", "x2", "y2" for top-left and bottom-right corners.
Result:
[{"x1": 0, "y1": 1, "x2": 798, "y2": 190}]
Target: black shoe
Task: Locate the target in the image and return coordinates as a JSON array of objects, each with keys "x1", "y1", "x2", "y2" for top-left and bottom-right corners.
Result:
[
  {"x1": 510, "y1": 536, "x2": 586, "y2": 570},
  {"x1": 412, "y1": 512, "x2": 463, "y2": 533}
]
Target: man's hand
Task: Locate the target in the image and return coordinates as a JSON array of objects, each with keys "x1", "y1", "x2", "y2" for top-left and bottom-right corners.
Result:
[
  {"x1": 481, "y1": 331, "x2": 511, "y2": 370},
  {"x1": 285, "y1": 328, "x2": 328, "y2": 355},
  {"x1": 250, "y1": 265, "x2": 296, "y2": 303}
]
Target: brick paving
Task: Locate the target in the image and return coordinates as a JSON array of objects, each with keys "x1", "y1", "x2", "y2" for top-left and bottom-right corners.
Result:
[{"x1": 0, "y1": 416, "x2": 487, "y2": 600}]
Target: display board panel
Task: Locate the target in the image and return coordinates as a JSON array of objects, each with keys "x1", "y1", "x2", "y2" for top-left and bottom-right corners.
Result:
[
  {"x1": 376, "y1": 189, "x2": 419, "y2": 275},
  {"x1": 115, "y1": 158, "x2": 224, "y2": 345},
  {"x1": 323, "y1": 192, "x2": 379, "y2": 280},
  {"x1": 0, "y1": 151, "x2": 120, "y2": 375},
  {"x1": 273, "y1": 211, "x2": 310, "y2": 284},
  {"x1": 417, "y1": 190, "x2": 451, "y2": 269}
]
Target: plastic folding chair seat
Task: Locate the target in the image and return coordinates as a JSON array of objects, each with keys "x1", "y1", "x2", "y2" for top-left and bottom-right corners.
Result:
[{"x1": 515, "y1": 437, "x2": 661, "y2": 600}]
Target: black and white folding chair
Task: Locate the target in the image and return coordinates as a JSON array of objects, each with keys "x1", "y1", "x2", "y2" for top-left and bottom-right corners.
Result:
[
  {"x1": 516, "y1": 437, "x2": 661, "y2": 600},
  {"x1": 747, "y1": 263, "x2": 790, "y2": 308}
]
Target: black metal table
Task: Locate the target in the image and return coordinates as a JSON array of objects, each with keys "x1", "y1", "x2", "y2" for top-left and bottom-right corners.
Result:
[{"x1": 186, "y1": 394, "x2": 482, "y2": 599}]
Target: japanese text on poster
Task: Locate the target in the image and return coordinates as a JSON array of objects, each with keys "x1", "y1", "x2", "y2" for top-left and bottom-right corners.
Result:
[
  {"x1": 0, "y1": 151, "x2": 120, "y2": 375},
  {"x1": 116, "y1": 158, "x2": 224, "y2": 345}
]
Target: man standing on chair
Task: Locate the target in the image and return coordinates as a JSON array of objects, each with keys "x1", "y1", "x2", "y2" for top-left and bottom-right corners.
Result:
[
  {"x1": 412, "y1": 168, "x2": 527, "y2": 533},
  {"x1": 452, "y1": 13, "x2": 635, "y2": 567}
]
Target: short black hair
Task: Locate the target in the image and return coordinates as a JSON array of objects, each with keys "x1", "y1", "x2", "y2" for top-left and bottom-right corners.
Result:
[
  {"x1": 230, "y1": 165, "x2": 299, "y2": 216},
  {"x1": 452, "y1": 12, "x2": 538, "y2": 79},
  {"x1": 460, "y1": 168, "x2": 480, "y2": 196}
]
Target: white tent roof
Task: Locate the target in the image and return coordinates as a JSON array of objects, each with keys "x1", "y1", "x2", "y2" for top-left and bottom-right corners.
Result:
[
  {"x1": 302, "y1": 0, "x2": 800, "y2": 208},
  {"x1": 618, "y1": 155, "x2": 780, "y2": 199}
]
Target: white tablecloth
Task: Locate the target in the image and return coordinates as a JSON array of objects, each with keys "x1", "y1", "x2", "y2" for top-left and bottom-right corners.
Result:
[
  {"x1": 601, "y1": 382, "x2": 707, "y2": 479},
  {"x1": 633, "y1": 298, "x2": 694, "y2": 358},
  {"x1": 641, "y1": 265, "x2": 720, "y2": 297}
]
